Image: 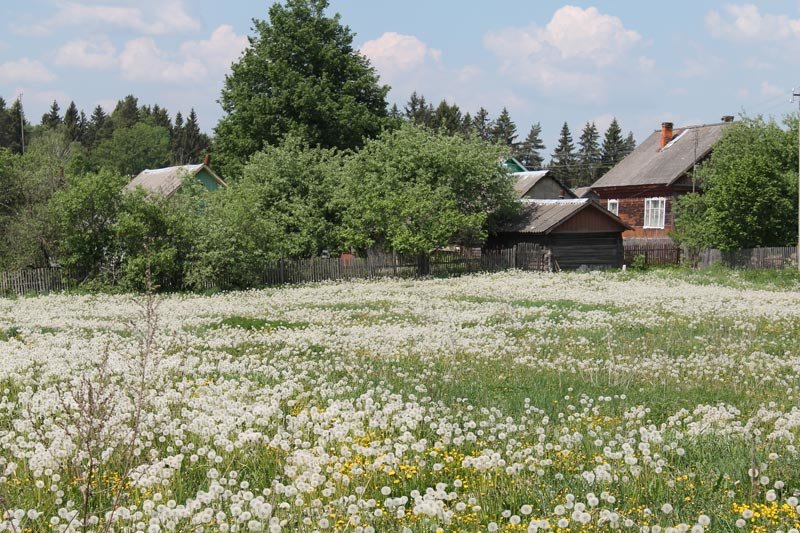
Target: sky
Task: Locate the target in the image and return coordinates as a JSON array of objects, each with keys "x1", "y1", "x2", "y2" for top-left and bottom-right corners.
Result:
[{"x1": 2, "y1": 0, "x2": 800, "y2": 150}]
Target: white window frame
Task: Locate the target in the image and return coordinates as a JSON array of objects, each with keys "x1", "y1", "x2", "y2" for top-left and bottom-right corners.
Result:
[
  {"x1": 607, "y1": 199, "x2": 619, "y2": 216},
  {"x1": 643, "y1": 197, "x2": 666, "y2": 229}
]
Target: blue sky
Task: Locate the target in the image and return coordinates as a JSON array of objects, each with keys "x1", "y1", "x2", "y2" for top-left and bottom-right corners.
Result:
[{"x1": 2, "y1": 0, "x2": 800, "y2": 150}]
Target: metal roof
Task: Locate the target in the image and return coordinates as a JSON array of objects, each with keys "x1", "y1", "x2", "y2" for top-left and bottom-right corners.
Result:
[
  {"x1": 512, "y1": 170, "x2": 550, "y2": 197},
  {"x1": 591, "y1": 122, "x2": 731, "y2": 189},
  {"x1": 125, "y1": 164, "x2": 226, "y2": 198},
  {"x1": 500, "y1": 199, "x2": 629, "y2": 235}
]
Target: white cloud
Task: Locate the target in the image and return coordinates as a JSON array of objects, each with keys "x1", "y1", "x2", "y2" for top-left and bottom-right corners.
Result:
[
  {"x1": 119, "y1": 25, "x2": 248, "y2": 83},
  {"x1": 120, "y1": 37, "x2": 207, "y2": 83},
  {"x1": 360, "y1": 32, "x2": 441, "y2": 77},
  {"x1": 0, "y1": 59, "x2": 56, "y2": 84},
  {"x1": 484, "y1": 6, "x2": 641, "y2": 68},
  {"x1": 180, "y1": 25, "x2": 249, "y2": 72},
  {"x1": 706, "y1": 4, "x2": 800, "y2": 41},
  {"x1": 483, "y1": 6, "x2": 643, "y2": 98},
  {"x1": 680, "y1": 55, "x2": 724, "y2": 78},
  {"x1": 760, "y1": 81, "x2": 786, "y2": 98},
  {"x1": 55, "y1": 37, "x2": 116, "y2": 69},
  {"x1": 20, "y1": 0, "x2": 200, "y2": 36}
]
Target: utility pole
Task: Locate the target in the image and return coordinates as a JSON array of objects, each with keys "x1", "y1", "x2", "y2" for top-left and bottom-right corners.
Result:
[
  {"x1": 18, "y1": 92, "x2": 24, "y2": 154},
  {"x1": 795, "y1": 89, "x2": 800, "y2": 269}
]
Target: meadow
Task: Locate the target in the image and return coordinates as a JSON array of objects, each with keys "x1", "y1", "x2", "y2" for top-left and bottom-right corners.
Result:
[{"x1": 1, "y1": 270, "x2": 800, "y2": 532}]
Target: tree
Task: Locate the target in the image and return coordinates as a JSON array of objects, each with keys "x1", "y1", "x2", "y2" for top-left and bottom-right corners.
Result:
[
  {"x1": 111, "y1": 95, "x2": 140, "y2": 130},
  {"x1": 472, "y1": 108, "x2": 492, "y2": 142},
  {"x1": 41, "y1": 100, "x2": 62, "y2": 129},
  {"x1": 550, "y1": 122, "x2": 576, "y2": 186},
  {"x1": 491, "y1": 108, "x2": 517, "y2": 146},
  {"x1": 215, "y1": 0, "x2": 389, "y2": 179},
  {"x1": 94, "y1": 123, "x2": 171, "y2": 176},
  {"x1": 515, "y1": 123, "x2": 546, "y2": 170},
  {"x1": 338, "y1": 123, "x2": 517, "y2": 256},
  {"x1": 6, "y1": 98, "x2": 28, "y2": 154},
  {"x1": 600, "y1": 118, "x2": 626, "y2": 175},
  {"x1": 673, "y1": 116, "x2": 798, "y2": 250},
  {"x1": 576, "y1": 122, "x2": 601, "y2": 187},
  {"x1": 48, "y1": 170, "x2": 127, "y2": 277},
  {"x1": 624, "y1": 131, "x2": 636, "y2": 154},
  {"x1": 182, "y1": 109, "x2": 210, "y2": 164},
  {"x1": 405, "y1": 92, "x2": 433, "y2": 128},
  {"x1": 63, "y1": 101, "x2": 83, "y2": 142},
  {"x1": 85, "y1": 105, "x2": 109, "y2": 149},
  {"x1": 433, "y1": 100, "x2": 463, "y2": 136}
]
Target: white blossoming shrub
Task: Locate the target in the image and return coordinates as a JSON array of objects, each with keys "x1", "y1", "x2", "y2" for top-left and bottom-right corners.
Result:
[{"x1": 1, "y1": 270, "x2": 800, "y2": 531}]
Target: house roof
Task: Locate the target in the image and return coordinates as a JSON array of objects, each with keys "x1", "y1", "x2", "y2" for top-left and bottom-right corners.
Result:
[
  {"x1": 125, "y1": 164, "x2": 226, "y2": 198},
  {"x1": 591, "y1": 122, "x2": 732, "y2": 189},
  {"x1": 501, "y1": 199, "x2": 630, "y2": 235},
  {"x1": 512, "y1": 170, "x2": 577, "y2": 199},
  {"x1": 571, "y1": 187, "x2": 596, "y2": 198}
]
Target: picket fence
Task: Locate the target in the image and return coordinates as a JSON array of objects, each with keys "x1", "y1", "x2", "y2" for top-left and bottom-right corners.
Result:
[{"x1": 0, "y1": 244, "x2": 551, "y2": 296}]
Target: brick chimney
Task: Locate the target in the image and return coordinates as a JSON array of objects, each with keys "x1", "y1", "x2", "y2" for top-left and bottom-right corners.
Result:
[
  {"x1": 660, "y1": 122, "x2": 674, "y2": 149},
  {"x1": 203, "y1": 154, "x2": 211, "y2": 167}
]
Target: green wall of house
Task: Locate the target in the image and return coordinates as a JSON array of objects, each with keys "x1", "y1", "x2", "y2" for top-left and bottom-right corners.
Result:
[{"x1": 196, "y1": 169, "x2": 222, "y2": 192}]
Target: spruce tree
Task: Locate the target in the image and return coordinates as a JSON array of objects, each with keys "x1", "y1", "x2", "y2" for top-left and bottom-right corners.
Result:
[
  {"x1": 150, "y1": 104, "x2": 173, "y2": 131},
  {"x1": 491, "y1": 107, "x2": 517, "y2": 146},
  {"x1": 111, "y1": 95, "x2": 139, "y2": 130},
  {"x1": 63, "y1": 101, "x2": 81, "y2": 142},
  {"x1": 515, "y1": 123, "x2": 546, "y2": 170},
  {"x1": 472, "y1": 108, "x2": 492, "y2": 142},
  {"x1": 433, "y1": 100, "x2": 462, "y2": 136},
  {"x1": 600, "y1": 118, "x2": 626, "y2": 175},
  {"x1": 184, "y1": 109, "x2": 210, "y2": 163},
  {"x1": 7, "y1": 98, "x2": 28, "y2": 153},
  {"x1": 404, "y1": 92, "x2": 433, "y2": 128},
  {"x1": 576, "y1": 122, "x2": 601, "y2": 187},
  {"x1": 624, "y1": 131, "x2": 636, "y2": 154},
  {"x1": 0, "y1": 97, "x2": 13, "y2": 149},
  {"x1": 172, "y1": 112, "x2": 186, "y2": 165},
  {"x1": 460, "y1": 112, "x2": 473, "y2": 137},
  {"x1": 85, "y1": 105, "x2": 109, "y2": 149},
  {"x1": 550, "y1": 122, "x2": 576, "y2": 186},
  {"x1": 41, "y1": 100, "x2": 62, "y2": 129}
]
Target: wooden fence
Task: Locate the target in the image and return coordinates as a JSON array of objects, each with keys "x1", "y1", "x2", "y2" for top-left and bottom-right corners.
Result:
[
  {"x1": 624, "y1": 243, "x2": 682, "y2": 266},
  {"x1": 0, "y1": 267, "x2": 78, "y2": 296},
  {"x1": 624, "y1": 242, "x2": 798, "y2": 269},
  {"x1": 0, "y1": 244, "x2": 552, "y2": 296}
]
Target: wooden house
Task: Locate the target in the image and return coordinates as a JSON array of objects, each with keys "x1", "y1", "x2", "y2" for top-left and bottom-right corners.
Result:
[
  {"x1": 125, "y1": 161, "x2": 226, "y2": 198},
  {"x1": 590, "y1": 118, "x2": 733, "y2": 239},
  {"x1": 488, "y1": 199, "x2": 630, "y2": 269}
]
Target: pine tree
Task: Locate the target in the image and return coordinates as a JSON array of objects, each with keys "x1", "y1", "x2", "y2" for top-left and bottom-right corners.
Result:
[
  {"x1": 550, "y1": 122, "x2": 576, "y2": 186},
  {"x1": 389, "y1": 103, "x2": 402, "y2": 119},
  {"x1": 515, "y1": 123, "x2": 546, "y2": 169},
  {"x1": 41, "y1": 100, "x2": 62, "y2": 129},
  {"x1": 172, "y1": 112, "x2": 186, "y2": 165},
  {"x1": 63, "y1": 101, "x2": 81, "y2": 141},
  {"x1": 6, "y1": 97, "x2": 28, "y2": 153},
  {"x1": 491, "y1": 107, "x2": 517, "y2": 146},
  {"x1": 404, "y1": 92, "x2": 433, "y2": 128},
  {"x1": 0, "y1": 97, "x2": 13, "y2": 149},
  {"x1": 576, "y1": 122, "x2": 601, "y2": 187},
  {"x1": 111, "y1": 95, "x2": 139, "y2": 130},
  {"x1": 624, "y1": 131, "x2": 636, "y2": 154},
  {"x1": 85, "y1": 105, "x2": 109, "y2": 149},
  {"x1": 600, "y1": 118, "x2": 626, "y2": 175},
  {"x1": 433, "y1": 100, "x2": 462, "y2": 136},
  {"x1": 183, "y1": 109, "x2": 210, "y2": 163},
  {"x1": 472, "y1": 108, "x2": 492, "y2": 141},
  {"x1": 460, "y1": 112, "x2": 473, "y2": 137}
]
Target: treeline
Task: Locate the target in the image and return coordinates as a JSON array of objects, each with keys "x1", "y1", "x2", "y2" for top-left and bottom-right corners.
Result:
[
  {"x1": 0, "y1": 95, "x2": 210, "y2": 175},
  {"x1": 394, "y1": 92, "x2": 636, "y2": 188}
]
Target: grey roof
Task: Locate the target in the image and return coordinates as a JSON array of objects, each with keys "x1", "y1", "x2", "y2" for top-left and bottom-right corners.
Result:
[
  {"x1": 591, "y1": 122, "x2": 732, "y2": 189},
  {"x1": 572, "y1": 187, "x2": 596, "y2": 198},
  {"x1": 500, "y1": 199, "x2": 629, "y2": 235},
  {"x1": 513, "y1": 170, "x2": 550, "y2": 197},
  {"x1": 125, "y1": 164, "x2": 226, "y2": 198}
]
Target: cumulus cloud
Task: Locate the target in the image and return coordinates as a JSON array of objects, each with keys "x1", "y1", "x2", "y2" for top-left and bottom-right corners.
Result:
[
  {"x1": 484, "y1": 6, "x2": 641, "y2": 67},
  {"x1": 706, "y1": 4, "x2": 800, "y2": 41},
  {"x1": 20, "y1": 0, "x2": 200, "y2": 36},
  {"x1": 483, "y1": 6, "x2": 643, "y2": 98},
  {"x1": 760, "y1": 81, "x2": 786, "y2": 98},
  {"x1": 119, "y1": 25, "x2": 248, "y2": 83},
  {"x1": 55, "y1": 37, "x2": 116, "y2": 69},
  {"x1": 180, "y1": 25, "x2": 249, "y2": 72},
  {"x1": 0, "y1": 59, "x2": 56, "y2": 84},
  {"x1": 360, "y1": 32, "x2": 441, "y2": 78}
]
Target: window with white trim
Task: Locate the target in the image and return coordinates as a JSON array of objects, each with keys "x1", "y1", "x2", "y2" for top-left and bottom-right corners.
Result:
[
  {"x1": 607, "y1": 199, "x2": 619, "y2": 216},
  {"x1": 643, "y1": 197, "x2": 666, "y2": 229}
]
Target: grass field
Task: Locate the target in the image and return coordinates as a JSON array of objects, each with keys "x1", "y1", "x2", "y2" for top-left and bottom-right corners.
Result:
[{"x1": 1, "y1": 270, "x2": 800, "y2": 532}]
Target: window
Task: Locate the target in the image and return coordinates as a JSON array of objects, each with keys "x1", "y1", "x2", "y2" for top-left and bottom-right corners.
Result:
[
  {"x1": 607, "y1": 199, "x2": 619, "y2": 216},
  {"x1": 644, "y1": 197, "x2": 666, "y2": 229}
]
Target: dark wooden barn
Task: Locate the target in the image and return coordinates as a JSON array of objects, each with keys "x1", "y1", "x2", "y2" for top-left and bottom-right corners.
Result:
[{"x1": 488, "y1": 199, "x2": 631, "y2": 270}]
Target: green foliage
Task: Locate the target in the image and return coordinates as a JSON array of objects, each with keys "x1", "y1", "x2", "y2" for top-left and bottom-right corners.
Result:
[
  {"x1": 94, "y1": 122, "x2": 171, "y2": 176},
  {"x1": 215, "y1": 0, "x2": 389, "y2": 179},
  {"x1": 490, "y1": 108, "x2": 517, "y2": 146},
  {"x1": 515, "y1": 123, "x2": 545, "y2": 170},
  {"x1": 550, "y1": 122, "x2": 575, "y2": 186},
  {"x1": 338, "y1": 124, "x2": 517, "y2": 255},
  {"x1": 576, "y1": 122, "x2": 601, "y2": 187},
  {"x1": 600, "y1": 118, "x2": 627, "y2": 176},
  {"x1": 48, "y1": 170, "x2": 127, "y2": 277},
  {"x1": 673, "y1": 116, "x2": 798, "y2": 250}
]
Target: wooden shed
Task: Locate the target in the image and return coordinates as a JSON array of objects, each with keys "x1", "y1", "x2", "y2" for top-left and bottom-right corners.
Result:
[
  {"x1": 488, "y1": 199, "x2": 631, "y2": 270},
  {"x1": 125, "y1": 163, "x2": 227, "y2": 198}
]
